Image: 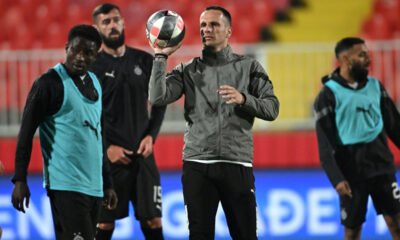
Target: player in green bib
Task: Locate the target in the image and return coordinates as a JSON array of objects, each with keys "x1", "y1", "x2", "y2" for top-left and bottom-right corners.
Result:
[
  {"x1": 314, "y1": 37, "x2": 400, "y2": 240},
  {"x1": 11, "y1": 25, "x2": 118, "y2": 240}
]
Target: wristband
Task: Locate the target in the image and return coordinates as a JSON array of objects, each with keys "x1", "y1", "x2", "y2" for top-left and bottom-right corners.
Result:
[{"x1": 155, "y1": 53, "x2": 168, "y2": 59}]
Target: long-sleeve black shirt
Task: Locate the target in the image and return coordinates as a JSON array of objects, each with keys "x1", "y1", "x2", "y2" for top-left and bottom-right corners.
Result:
[
  {"x1": 12, "y1": 64, "x2": 113, "y2": 189},
  {"x1": 314, "y1": 68, "x2": 400, "y2": 187},
  {"x1": 90, "y1": 47, "x2": 166, "y2": 155}
]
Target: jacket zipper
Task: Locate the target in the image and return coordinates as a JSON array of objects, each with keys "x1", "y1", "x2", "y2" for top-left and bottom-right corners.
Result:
[{"x1": 216, "y1": 67, "x2": 222, "y2": 157}]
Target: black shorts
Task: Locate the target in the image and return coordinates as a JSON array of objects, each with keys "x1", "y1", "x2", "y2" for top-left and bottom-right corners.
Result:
[
  {"x1": 182, "y1": 161, "x2": 257, "y2": 240},
  {"x1": 340, "y1": 174, "x2": 400, "y2": 228},
  {"x1": 47, "y1": 189, "x2": 101, "y2": 240},
  {"x1": 98, "y1": 154, "x2": 162, "y2": 222}
]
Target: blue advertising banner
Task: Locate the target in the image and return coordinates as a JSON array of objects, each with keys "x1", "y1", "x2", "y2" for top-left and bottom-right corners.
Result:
[{"x1": 0, "y1": 170, "x2": 394, "y2": 239}]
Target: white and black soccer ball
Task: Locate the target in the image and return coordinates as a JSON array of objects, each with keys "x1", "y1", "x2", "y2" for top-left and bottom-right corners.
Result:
[{"x1": 146, "y1": 10, "x2": 185, "y2": 48}]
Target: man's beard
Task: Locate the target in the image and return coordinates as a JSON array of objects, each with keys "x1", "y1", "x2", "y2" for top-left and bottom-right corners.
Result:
[
  {"x1": 349, "y1": 62, "x2": 369, "y2": 82},
  {"x1": 101, "y1": 29, "x2": 125, "y2": 50}
]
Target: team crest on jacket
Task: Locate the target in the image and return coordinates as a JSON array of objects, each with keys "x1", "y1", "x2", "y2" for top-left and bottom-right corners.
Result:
[{"x1": 134, "y1": 65, "x2": 143, "y2": 76}]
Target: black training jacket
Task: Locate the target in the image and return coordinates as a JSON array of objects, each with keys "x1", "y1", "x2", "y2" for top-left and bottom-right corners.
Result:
[{"x1": 91, "y1": 47, "x2": 166, "y2": 153}]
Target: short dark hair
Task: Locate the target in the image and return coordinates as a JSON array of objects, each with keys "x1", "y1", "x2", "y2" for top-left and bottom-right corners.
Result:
[
  {"x1": 334, "y1": 37, "x2": 365, "y2": 59},
  {"x1": 204, "y1": 6, "x2": 232, "y2": 26},
  {"x1": 92, "y1": 3, "x2": 120, "y2": 23},
  {"x1": 67, "y1": 24, "x2": 102, "y2": 50}
]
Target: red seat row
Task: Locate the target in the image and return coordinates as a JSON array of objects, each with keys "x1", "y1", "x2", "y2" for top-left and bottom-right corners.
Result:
[
  {"x1": 361, "y1": 0, "x2": 400, "y2": 40},
  {"x1": 0, "y1": 0, "x2": 288, "y2": 49}
]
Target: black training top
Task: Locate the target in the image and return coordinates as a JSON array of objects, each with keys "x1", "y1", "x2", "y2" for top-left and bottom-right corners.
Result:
[{"x1": 91, "y1": 47, "x2": 166, "y2": 154}]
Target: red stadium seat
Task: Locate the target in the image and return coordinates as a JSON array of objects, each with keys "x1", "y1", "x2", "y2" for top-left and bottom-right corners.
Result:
[
  {"x1": 125, "y1": 19, "x2": 148, "y2": 47},
  {"x1": 63, "y1": 3, "x2": 90, "y2": 29},
  {"x1": 42, "y1": 23, "x2": 66, "y2": 49},
  {"x1": 362, "y1": 13, "x2": 393, "y2": 40},
  {"x1": 9, "y1": 24, "x2": 34, "y2": 49},
  {"x1": 181, "y1": 17, "x2": 201, "y2": 45},
  {"x1": 17, "y1": 0, "x2": 39, "y2": 23},
  {"x1": 32, "y1": 4, "x2": 52, "y2": 39},
  {"x1": 47, "y1": 0, "x2": 68, "y2": 23},
  {"x1": 252, "y1": 0, "x2": 275, "y2": 25},
  {"x1": 234, "y1": 17, "x2": 260, "y2": 43},
  {"x1": 365, "y1": 0, "x2": 400, "y2": 40},
  {"x1": 268, "y1": 0, "x2": 291, "y2": 11},
  {"x1": 4, "y1": 6, "x2": 25, "y2": 35}
]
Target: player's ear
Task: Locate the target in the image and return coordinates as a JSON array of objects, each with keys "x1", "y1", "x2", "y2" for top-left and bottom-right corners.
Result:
[
  {"x1": 339, "y1": 52, "x2": 349, "y2": 66},
  {"x1": 226, "y1": 26, "x2": 232, "y2": 39},
  {"x1": 92, "y1": 24, "x2": 99, "y2": 31}
]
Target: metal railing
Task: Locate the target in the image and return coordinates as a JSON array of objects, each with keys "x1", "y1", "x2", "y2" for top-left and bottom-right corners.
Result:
[{"x1": 1, "y1": 40, "x2": 399, "y2": 136}]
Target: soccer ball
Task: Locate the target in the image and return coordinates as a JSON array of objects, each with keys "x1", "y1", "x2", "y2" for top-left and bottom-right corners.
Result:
[{"x1": 146, "y1": 10, "x2": 185, "y2": 48}]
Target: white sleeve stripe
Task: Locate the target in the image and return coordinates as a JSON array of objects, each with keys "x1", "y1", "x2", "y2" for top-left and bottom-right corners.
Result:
[{"x1": 314, "y1": 106, "x2": 333, "y2": 120}]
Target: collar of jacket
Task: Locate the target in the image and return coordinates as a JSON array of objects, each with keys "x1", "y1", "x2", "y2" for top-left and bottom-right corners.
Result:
[
  {"x1": 100, "y1": 47, "x2": 128, "y2": 59},
  {"x1": 200, "y1": 45, "x2": 234, "y2": 66},
  {"x1": 322, "y1": 67, "x2": 368, "y2": 90}
]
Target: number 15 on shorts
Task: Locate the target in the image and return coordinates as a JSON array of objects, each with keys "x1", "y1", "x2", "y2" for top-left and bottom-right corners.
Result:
[{"x1": 392, "y1": 182, "x2": 400, "y2": 201}]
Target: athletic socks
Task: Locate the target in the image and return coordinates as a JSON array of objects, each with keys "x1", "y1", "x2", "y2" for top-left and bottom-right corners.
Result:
[
  {"x1": 141, "y1": 227, "x2": 164, "y2": 240},
  {"x1": 95, "y1": 228, "x2": 114, "y2": 240}
]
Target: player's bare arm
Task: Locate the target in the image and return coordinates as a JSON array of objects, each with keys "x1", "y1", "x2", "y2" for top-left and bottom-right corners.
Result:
[
  {"x1": 106, "y1": 145, "x2": 133, "y2": 165},
  {"x1": 217, "y1": 85, "x2": 245, "y2": 104}
]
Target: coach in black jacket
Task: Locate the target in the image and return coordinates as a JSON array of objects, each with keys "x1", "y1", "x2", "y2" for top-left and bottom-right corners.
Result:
[{"x1": 314, "y1": 37, "x2": 400, "y2": 239}]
